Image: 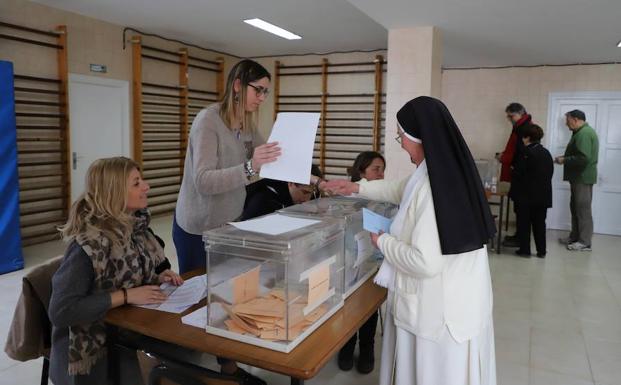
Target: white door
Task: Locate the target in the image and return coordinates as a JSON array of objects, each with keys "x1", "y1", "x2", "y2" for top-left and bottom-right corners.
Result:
[
  {"x1": 596, "y1": 101, "x2": 621, "y2": 235},
  {"x1": 547, "y1": 92, "x2": 621, "y2": 236},
  {"x1": 68, "y1": 74, "x2": 130, "y2": 201}
]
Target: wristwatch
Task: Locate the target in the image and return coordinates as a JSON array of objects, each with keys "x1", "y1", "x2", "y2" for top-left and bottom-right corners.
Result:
[{"x1": 244, "y1": 159, "x2": 257, "y2": 177}]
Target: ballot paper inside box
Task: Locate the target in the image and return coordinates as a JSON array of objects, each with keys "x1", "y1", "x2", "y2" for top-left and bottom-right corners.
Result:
[
  {"x1": 279, "y1": 197, "x2": 398, "y2": 298},
  {"x1": 203, "y1": 216, "x2": 345, "y2": 353}
]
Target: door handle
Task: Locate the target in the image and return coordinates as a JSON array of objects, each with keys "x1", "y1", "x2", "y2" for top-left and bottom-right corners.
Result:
[{"x1": 72, "y1": 152, "x2": 77, "y2": 170}]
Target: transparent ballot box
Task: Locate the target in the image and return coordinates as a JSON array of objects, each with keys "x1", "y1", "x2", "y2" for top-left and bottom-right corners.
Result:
[
  {"x1": 279, "y1": 196, "x2": 397, "y2": 298},
  {"x1": 203, "y1": 216, "x2": 344, "y2": 353}
]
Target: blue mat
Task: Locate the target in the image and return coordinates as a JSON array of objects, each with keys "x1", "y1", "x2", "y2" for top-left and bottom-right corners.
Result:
[{"x1": 0, "y1": 61, "x2": 24, "y2": 274}]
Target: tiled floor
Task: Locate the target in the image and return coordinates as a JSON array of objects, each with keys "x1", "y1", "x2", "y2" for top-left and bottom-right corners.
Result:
[{"x1": 1, "y1": 215, "x2": 621, "y2": 385}]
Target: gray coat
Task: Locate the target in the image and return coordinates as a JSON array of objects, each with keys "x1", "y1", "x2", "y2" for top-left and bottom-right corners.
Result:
[{"x1": 48, "y1": 241, "x2": 112, "y2": 385}]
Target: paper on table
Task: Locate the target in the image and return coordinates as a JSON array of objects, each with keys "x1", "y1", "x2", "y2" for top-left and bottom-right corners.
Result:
[
  {"x1": 232, "y1": 266, "x2": 260, "y2": 304},
  {"x1": 181, "y1": 306, "x2": 208, "y2": 329},
  {"x1": 229, "y1": 214, "x2": 320, "y2": 236},
  {"x1": 354, "y1": 230, "x2": 374, "y2": 268},
  {"x1": 362, "y1": 208, "x2": 393, "y2": 234},
  {"x1": 138, "y1": 274, "x2": 207, "y2": 313},
  {"x1": 259, "y1": 112, "x2": 320, "y2": 184}
]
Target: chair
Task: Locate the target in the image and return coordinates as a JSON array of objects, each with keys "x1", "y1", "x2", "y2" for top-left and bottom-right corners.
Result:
[
  {"x1": 4, "y1": 256, "x2": 63, "y2": 385},
  {"x1": 137, "y1": 350, "x2": 243, "y2": 385}
]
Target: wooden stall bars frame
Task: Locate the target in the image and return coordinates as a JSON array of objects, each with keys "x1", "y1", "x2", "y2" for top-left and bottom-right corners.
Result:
[
  {"x1": 179, "y1": 48, "x2": 189, "y2": 174},
  {"x1": 372, "y1": 55, "x2": 383, "y2": 152},
  {"x1": 273, "y1": 60, "x2": 281, "y2": 122},
  {"x1": 56, "y1": 25, "x2": 70, "y2": 214},
  {"x1": 132, "y1": 35, "x2": 143, "y2": 167},
  {"x1": 130, "y1": 34, "x2": 225, "y2": 215},
  {"x1": 0, "y1": 21, "x2": 70, "y2": 245},
  {"x1": 319, "y1": 59, "x2": 329, "y2": 172},
  {"x1": 275, "y1": 56, "x2": 387, "y2": 177}
]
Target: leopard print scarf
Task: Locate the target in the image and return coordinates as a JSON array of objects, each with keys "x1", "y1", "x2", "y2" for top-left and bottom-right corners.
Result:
[{"x1": 68, "y1": 209, "x2": 166, "y2": 375}]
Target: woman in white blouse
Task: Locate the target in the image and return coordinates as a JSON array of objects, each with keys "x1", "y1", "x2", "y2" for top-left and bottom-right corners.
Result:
[{"x1": 322, "y1": 96, "x2": 497, "y2": 385}]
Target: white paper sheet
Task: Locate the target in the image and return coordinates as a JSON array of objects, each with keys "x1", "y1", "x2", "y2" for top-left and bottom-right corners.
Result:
[
  {"x1": 259, "y1": 112, "x2": 320, "y2": 184},
  {"x1": 229, "y1": 214, "x2": 320, "y2": 236},
  {"x1": 137, "y1": 274, "x2": 207, "y2": 314},
  {"x1": 181, "y1": 306, "x2": 208, "y2": 329}
]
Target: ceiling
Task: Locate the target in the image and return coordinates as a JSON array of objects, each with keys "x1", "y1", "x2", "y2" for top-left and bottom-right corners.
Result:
[
  {"x1": 31, "y1": 0, "x2": 388, "y2": 57},
  {"x1": 33, "y1": 0, "x2": 621, "y2": 67},
  {"x1": 349, "y1": 0, "x2": 621, "y2": 67}
]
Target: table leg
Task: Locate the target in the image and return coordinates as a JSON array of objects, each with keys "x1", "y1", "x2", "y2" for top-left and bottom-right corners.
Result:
[
  {"x1": 291, "y1": 377, "x2": 305, "y2": 385},
  {"x1": 497, "y1": 195, "x2": 504, "y2": 254},
  {"x1": 108, "y1": 326, "x2": 121, "y2": 385},
  {"x1": 505, "y1": 196, "x2": 510, "y2": 231}
]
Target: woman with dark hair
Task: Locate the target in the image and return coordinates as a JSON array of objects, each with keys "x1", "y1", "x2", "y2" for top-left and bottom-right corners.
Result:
[
  {"x1": 240, "y1": 165, "x2": 324, "y2": 220},
  {"x1": 338, "y1": 151, "x2": 386, "y2": 374},
  {"x1": 349, "y1": 151, "x2": 385, "y2": 183},
  {"x1": 323, "y1": 97, "x2": 497, "y2": 385},
  {"x1": 511, "y1": 124, "x2": 553, "y2": 258},
  {"x1": 173, "y1": 59, "x2": 281, "y2": 274}
]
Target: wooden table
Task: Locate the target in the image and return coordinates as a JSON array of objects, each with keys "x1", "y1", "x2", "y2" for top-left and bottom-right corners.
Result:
[
  {"x1": 485, "y1": 189, "x2": 509, "y2": 254},
  {"x1": 105, "y1": 273, "x2": 387, "y2": 385}
]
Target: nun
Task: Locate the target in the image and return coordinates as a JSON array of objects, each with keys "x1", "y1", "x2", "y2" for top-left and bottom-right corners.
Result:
[{"x1": 322, "y1": 96, "x2": 497, "y2": 385}]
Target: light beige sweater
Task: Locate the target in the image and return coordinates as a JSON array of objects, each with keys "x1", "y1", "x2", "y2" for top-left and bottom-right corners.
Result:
[{"x1": 175, "y1": 104, "x2": 255, "y2": 235}]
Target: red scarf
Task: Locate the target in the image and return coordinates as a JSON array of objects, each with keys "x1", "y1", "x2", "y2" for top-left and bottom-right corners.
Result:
[{"x1": 500, "y1": 114, "x2": 531, "y2": 182}]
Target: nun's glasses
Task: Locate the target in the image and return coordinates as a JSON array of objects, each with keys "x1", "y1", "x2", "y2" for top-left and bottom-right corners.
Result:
[{"x1": 395, "y1": 133, "x2": 403, "y2": 144}]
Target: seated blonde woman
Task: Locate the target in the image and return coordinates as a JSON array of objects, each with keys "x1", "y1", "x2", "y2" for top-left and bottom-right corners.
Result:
[{"x1": 49, "y1": 157, "x2": 182, "y2": 385}]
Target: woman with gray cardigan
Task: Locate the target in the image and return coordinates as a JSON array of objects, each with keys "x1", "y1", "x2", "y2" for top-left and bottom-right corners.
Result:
[
  {"x1": 173, "y1": 59, "x2": 280, "y2": 274},
  {"x1": 49, "y1": 157, "x2": 183, "y2": 385}
]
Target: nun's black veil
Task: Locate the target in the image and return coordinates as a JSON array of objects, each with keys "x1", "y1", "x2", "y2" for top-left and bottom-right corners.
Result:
[{"x1": 397, "y1": 96, "x2": 496, "y2": 255}]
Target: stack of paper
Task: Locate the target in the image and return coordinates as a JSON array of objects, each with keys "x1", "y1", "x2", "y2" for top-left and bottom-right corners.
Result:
[
  {"x1": 138, "y1": 274, "x2": 207, "y2": 314},
  {"x1": 229, "y1": 214, "x2": 320, "y2": 236},
  {"x1": 220, "y1": 289, "x2": 328, "y2": 341}
]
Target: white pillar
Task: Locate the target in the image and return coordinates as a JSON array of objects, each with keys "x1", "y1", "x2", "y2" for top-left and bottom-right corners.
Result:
[{"x1": 384, "y1": 26, "x2": 442, "y2": 179}]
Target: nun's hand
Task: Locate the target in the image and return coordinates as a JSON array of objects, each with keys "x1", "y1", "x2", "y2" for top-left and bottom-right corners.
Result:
[
  {"x1": 320, "y1": 179, "x2": 359, "y2": 196},
  {"x1": 252, "y1": 142, "x2": 281, "y2": 171},
  {"x1": 370, "y1": 231, "x2": 384, "y2": 249}
]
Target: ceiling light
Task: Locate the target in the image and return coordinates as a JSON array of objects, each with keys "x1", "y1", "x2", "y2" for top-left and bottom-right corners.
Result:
[
  {"x1": 618, "y1": 40, "x2": 621, "y2": 48},
  {"x1": 243, "y1": 18, "x2": 301, "y2": 40}
]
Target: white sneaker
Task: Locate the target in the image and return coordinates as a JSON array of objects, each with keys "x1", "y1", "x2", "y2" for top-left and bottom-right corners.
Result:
[{"x1": 567, "y1": 242, "x2": 592, "y2": 251}]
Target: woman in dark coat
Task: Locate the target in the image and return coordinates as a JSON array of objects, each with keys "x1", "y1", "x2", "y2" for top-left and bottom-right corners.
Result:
[{"x1": 511, "y1": 124, "x2": 554, "y2": 257}]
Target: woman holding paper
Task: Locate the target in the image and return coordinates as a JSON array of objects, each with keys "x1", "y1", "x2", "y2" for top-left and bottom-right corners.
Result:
[
  {"x1": 173, "y1": 59, "x2": 281, "y2": 274},
  {"x1": 49, "y1": 157, "x2": 182, "y2": 385},
  {"x1": 322, "y1": 97, "x2": 497, "y2": 385}
]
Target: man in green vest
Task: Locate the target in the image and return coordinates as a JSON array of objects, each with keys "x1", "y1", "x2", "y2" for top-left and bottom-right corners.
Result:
[{"x1": 554, "y1": 109, "x2": 599, "y2": 251}]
